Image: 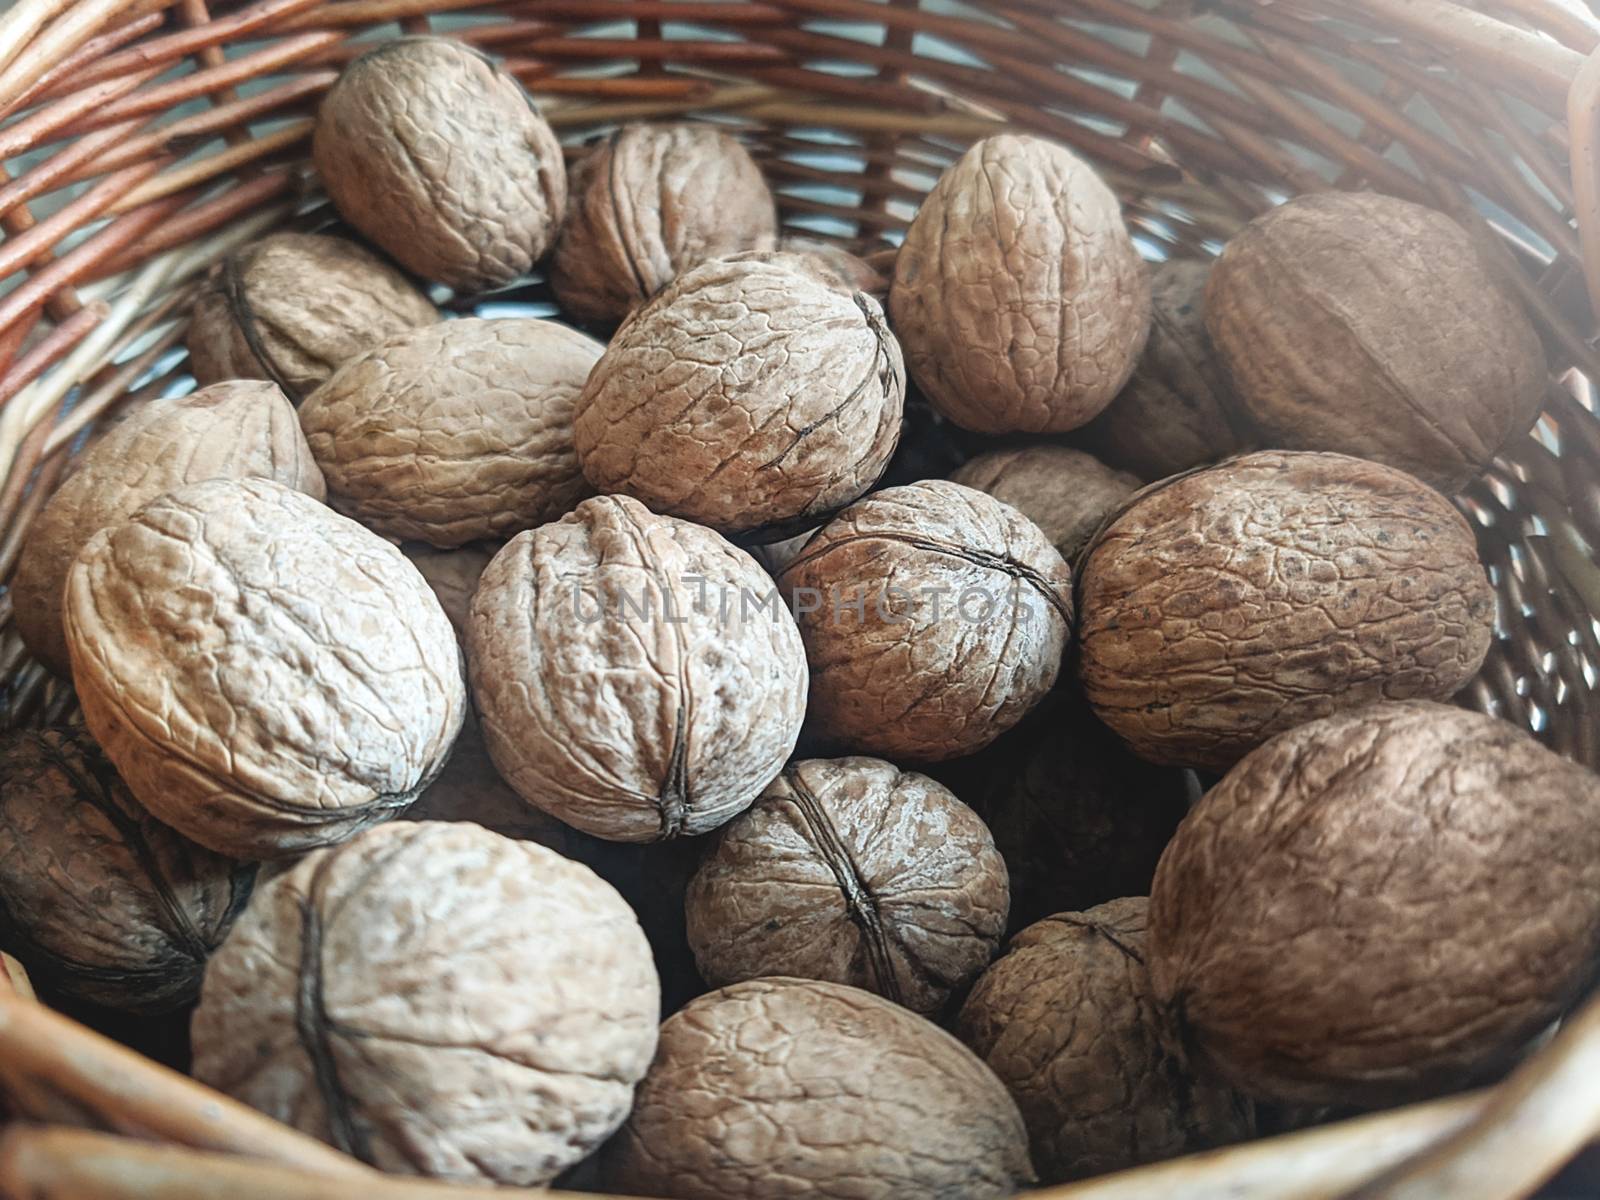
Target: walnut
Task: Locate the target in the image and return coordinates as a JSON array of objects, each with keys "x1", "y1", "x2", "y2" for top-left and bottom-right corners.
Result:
[
  {"x1": 950, "y1": 444, "x2": 1139, "y2": 564},
  {"x1": 777, "y1": 481, "x2": 1073, "y2": 762},
  {"x1": 573, "y1": 257, "x2": 905, "y2": 539},
  {"x1": 684, "y1": 757, "x2": 1008, "y2": 1016},
  {"x1": 600, "y1": 977, "x2": 1036, "y2": 1199},
  {"x1": 1077, "y1": 450, "x2": 1495, "y2": 771},
  {"x1": 185, "y1": 232, "x2": 437, "y2": 402},
  {"x1": 191, "y1": 821, "x2": 658, "y2": 1185},
  {"x1": 64, "y1": 477, "x2": 465, "y2": 860},
  {"x1": 551, "y1": 123, "x2": 777, "y2": 323},
  {"x1": 299, "y1": 318, "x2": 603, "y2": 547},
  {"x1": 466, "y1": 494, "x2": 808, "y2": 842},
  {"x1": 0, "y1": 727, "x2": 255, "y2": 1014},
  {"x1": 722, "y1": 237, "x2": 887, "y2": 298},
  {"x1": 1205, "y1": 192, "x2": 1547, "y2": 493},
  {"x1": 891, "y1": 133, "x2": 1150, "y2": 434},
  {"x1": 1148, "y1": 701, "x2": 1600, "y2": 1106},
  {"x1": 1077, "y1": 258, "x2": 1253, "y2": 480},
  {"x1": 956, "y1": 898, "x2": 1253, "y2": 1183},
  {"x1": 313, "y1": 37, "x2": 566, "y2": 292},
  {"x1": 13, "y1": 381, "x2": 324, "y2": 678}
]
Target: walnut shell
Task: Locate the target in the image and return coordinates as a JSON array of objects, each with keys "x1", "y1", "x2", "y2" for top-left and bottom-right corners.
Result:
[
  {"x1": 685, "y1": 757, "x2": 1008, "y2": 1016},
  {"x1": 722, "y1": 238, "x2": 887, "y2": 297},
  {"x1": 1077, "y1": 258, "x2": 1252, "y2": 480},
  {"x1": 551, "y1": 123, "x2": 778, "y2": 323},
  {"x1": 65, "y1": 477, "x2": 465, "y2": 860},
  {"x1": 601, "y1": 977, "x2": 1036, "y2": 1199},
  {"x1": 891, "y1": 133, "x2": 1150, "y2": 434},
  {"x1": 957, "y1": 898, "x2": 1253, "y2": 1183},
  {"x1": 466, "y1": 495, "x2": 808, "y2": 842},
  {"x1": 299, "y1": 318, "x2": 603, "y2": 547},
  {"x1": 1148, "y1": 701, "x2": 1600, "y2": 1106},
  {"x1": 950, "y1": 444, "x2": 1139, "y2": 564},
  {"x1": 13, "y1": 381, "x2": 324, "y2": 678},
  {"x1": 185, "y1": 232, "x2": 437, "y2": 402},
  {"x1": 573, "y1": 257, "x2": 905, "y2": 539},
  {"x1": 777, "y1": 481, "x2": 1073, "y2": 761},
  {"x1": 191, "y1": 821, "x2": 659, "y2": 1185},
  {"x1": 313, "y1": 38, "x2": 566, "y2": 292},
  {"x1": 1077, "y1": 450, "x2": 1495, "y2": 771},
  {"x1": 1205, "y1": 192, "x2": 1547, "y2": 493},
  {"x1": 0, "y1": 727, "x2": 255, "y2": 1014}
]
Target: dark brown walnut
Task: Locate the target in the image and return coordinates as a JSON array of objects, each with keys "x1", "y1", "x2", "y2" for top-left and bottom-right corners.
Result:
[
  {"x1": 185, "y1": 232, "x2": 437, "y2": 402},
  {"x1": 891, "y1": 133, "x2": 1151, "y2": 434},
  {"x1": 1206, "y1": 192, "x2": 1547, "y2": 493},
  {"x1": 65, "y1": 477, "x2": 465, "y2": 860},
  {"x1": 1077, "y1": 450, "x2": 1495, "y2": 771},
  {"x1": 956, "y1": 898, "x2": 1253, "y2": 1183},
  {"x1": 191, "y1": 821, "x2": 659, "y2": 1185},
  {"x1": 13, "y1": 381, "x2": 324, "y2": 678},
  {"x1": 685, "y1": 757, "x2": 1008, "y2": 1016},
  {"x1": 467, "y1": 495, "x2": 808, "y2": 842},
  {"x1": 778, "y1": 480, "x2": 1073, "y2": 762},
  {"x1": 1149, "y1": 701, "x2": 1600, "y2": 1107},
  {"x1": 722, "y1": 238, "x2": 887, "y2": 298},
  {"x1": 574, "y1": 257, "x2": 905, "y2": 539},
  {"x1": 313, "y1": 37, "x2": 566, "y2": 292},
  {"x1": 551, "y1": 123, "x2": 777, "y2": 323},
  {"x1": 601, "y1": 977, "x2": 1035, "y2": 1199},
  {"x1": 0, "y1": 728, "x2": 255, "y2": 1014},
  {"x1": 950, "y1": 444, "x2": 1139, "y2": 564},
  {"x1": 300, "y1": 318, "x2": 603, "y2": 547},
  {"x1": 1078, "y1": 258, "x2": 1252, "y2": 480}
]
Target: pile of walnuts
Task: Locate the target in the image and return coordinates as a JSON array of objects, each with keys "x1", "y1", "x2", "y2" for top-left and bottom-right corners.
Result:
[{"x1": 7, "y1": 32, "x2": 1598, "y2": 1200}]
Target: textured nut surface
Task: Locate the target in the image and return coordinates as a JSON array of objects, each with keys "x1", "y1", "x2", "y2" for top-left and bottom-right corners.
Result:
[
  {"x1": 14, "y1": 381, "x2": 324, "y2": 678},
  {"x1": 467, "y1": 495, "x2": 808, "y2": 842},
  {"x1": 957, "y1": 898, "x2": 1252, "y2": 1183},
  {"x1": 1078, "y1": 451, "x2": 1495, "y2": 771},
  {"x1": 185, "y1": 232, "x2": 437, "y2": 401},
  {"x1": 778, "y1": 481, "x2": 1073, "y2": 761},
  {"x1": 1206, "y1": 192, "x2": 1546, "y2": 493},
  {"x1": 685, "y1": 757, "x2": 1008, "y2": 1015},
  {"x1": 192, "y1": 821, "x2": 659, "y2": 1185},
  {"x1": 951, "y1": 444, "x2": 1139, "y2": 564},
  {"x1": 574, "y1": 258, "x2": 905, "y2": 537},
  {"x1": 0, "y1": 727, "x2": 255, "y2": 1014},
  {"x1": 1079, "y1": 258, "x2": 1251, "y2": 480},
  {"x1": 300, "y1": 318, "x2": 602, "y2": 546},
  {"x1": 891, "y1": 133, "x2": 1150, "y2": 434},
  {"x1": 313, "y1": 37, "x2": 566, "y2": 291},
  {"x1": 551, "y1": 123, "x2": 777, "y2": 323},
  {"x1": 724, "y1": 238, "x2": 887, "y2": 298},
  {"x1": 65, "y1": 477, "x2": 465, "y2": 860},
  {"x1": 1148, "y1": 701, "x2": 1600, "y2": 1106},
  {"x1": 602, "y1": 977, "x2": 1035, "y2": 1199}
]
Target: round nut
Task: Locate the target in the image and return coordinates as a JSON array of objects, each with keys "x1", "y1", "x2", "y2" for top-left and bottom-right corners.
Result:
[
  {"x1": 551, "y1": 123, "x2": 777, "y2": 323},
  {"x1": 950, "y1": 444, "x2": 1139, "y2": 564},
  {"x1": 573, "y1": 257, "x2": 905, "y2": 539},
  {"x1": 0, "y1": 726, "x2": 255, "y2": 1014},
  {"x1": 1205, "y1": 192, "x2": 1547, "y2": 493},
  {"x1": 313, "y1": 37, "x2": 566, "y2": 292},
  {"x1": 299, "y1": 318, "x2": 603, "y2": 547},
  {"x1": 185, "y1": 232, "x2": 437, "y2": 402},
  {"x1": 778, "y1": 480, "x2": 1073, "y2": 761},
  {"x1": 891, "y1": 133, "x2": 1151, "y2": 434},
  {"x1": 601, "y1": 977, "x2": 1036, "y2": 1199},
  {"x1": 466, "y1": 495, "x2": 808, "y2": 842},
  {"x1": 1078, "y1": 450, "x2": 1495, "y2": 771},
  {"x1": 685, "y1": 757, "x2": 1008, "y2": 1016},
  {"x1": 1148, "y1": 701, "x2": 1600, "y2": 1106},
  {"x1": 65, "y1": 477, "x2": 465, "y2": 860},
  {"x1": 192, "y1": 821, "x2": 659, "y2": 1185},
  {"x1": 722, "y1": 237, "x2": 887, "y2": 298}
]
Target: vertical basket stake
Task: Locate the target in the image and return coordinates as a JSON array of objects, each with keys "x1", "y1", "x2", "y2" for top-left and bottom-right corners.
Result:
[{"x1": 1566, "y1": 46, "x2": 1600, "y2": 333}]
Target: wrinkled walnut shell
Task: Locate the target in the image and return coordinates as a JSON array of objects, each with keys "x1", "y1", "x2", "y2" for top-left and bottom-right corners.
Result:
[
  {"x1": 1149, "y1": 701, "x2": 1600, "y2": 1107},
  {"x1": 950, "y1": 444, "x2": 1139, "y2": 564},
  {"x1": 722, "y1": 238, "x2": 887, "y2": 298},
  {"x1": 685, "y1": 757, "x2": 1008, "y2": 1016}
]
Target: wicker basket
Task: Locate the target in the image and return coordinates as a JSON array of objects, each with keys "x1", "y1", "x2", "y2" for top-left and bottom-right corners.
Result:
[{"x1": 1, "y1": 0, "x2": 1599, "y2": 1197}]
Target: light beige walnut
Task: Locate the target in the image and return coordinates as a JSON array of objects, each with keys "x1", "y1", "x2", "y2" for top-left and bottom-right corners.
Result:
[{"x1": 950, "y1": 444, "x2": 1139, "y2": 563}]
